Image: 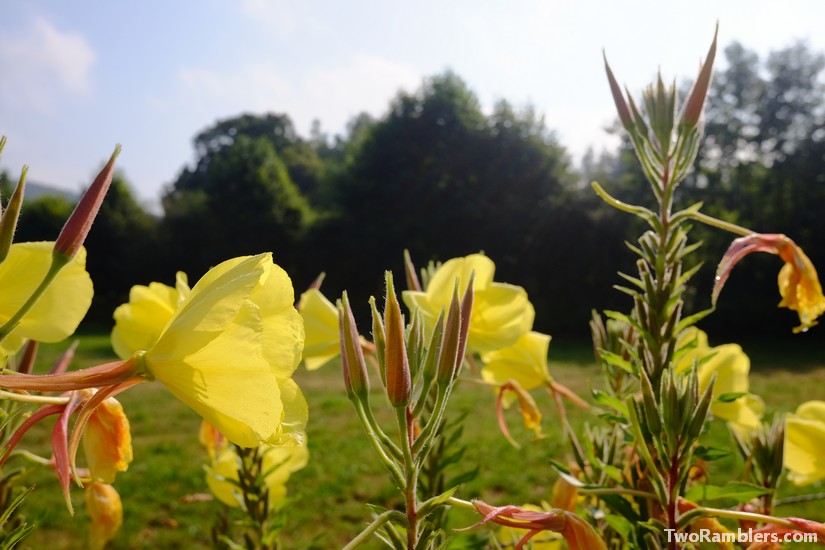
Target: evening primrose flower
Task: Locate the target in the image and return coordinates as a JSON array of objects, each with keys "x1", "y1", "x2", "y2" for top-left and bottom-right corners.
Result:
[
  {"x1": 403, "y1": 253, "x2": 534, "y2": 353},
  {"x1": 82, "y1": 392, "x2": 133, "y2": 483},
  {"x1": 111, "y1": 272, "x2": 190, "y2": 359},
  {"x1": 675, "y1": 328, "x2": 763, "y2": 431},
  {"x1": 714, "y1": 234, "x2": 825, "y2": 333},
  {"x1": 784, "y1": 400, "x2": 825, "y2": 486},
  {"x1": 297, "y1": 288, "x2": 340, "y2": 370},
  {"x1": 494, "y1": 503, "x2": 564, "y2": 549},
  {"x1": 85, "y1": 482, "x2": 123, "y2": 550},
  {"x1": 0, "y1": 242, "x2": 93, "y2": 356},
  {"x1": 481, "y1": 331, "x2": 552, "y2": 391},
  {"x1": 206, "y1": 442, "x2": 309, "y2": 508},
  {"x1": 135, "y1": 254, "x2": 306, "y2": 448}
]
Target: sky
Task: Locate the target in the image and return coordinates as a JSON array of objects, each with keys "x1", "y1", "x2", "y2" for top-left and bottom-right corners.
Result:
[{"x1": 1, "y1": 0, "x2": 824, "y2": 209}]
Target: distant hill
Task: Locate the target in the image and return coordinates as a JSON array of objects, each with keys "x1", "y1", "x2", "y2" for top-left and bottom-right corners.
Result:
[{"x1": 23, "y1": 181, "x2": 79, "y2": 203}]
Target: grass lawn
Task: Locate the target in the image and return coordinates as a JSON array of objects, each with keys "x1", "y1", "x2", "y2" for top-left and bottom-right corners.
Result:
[{"x1": 9, "y1": 333, "x2": 825, "y2": 549}]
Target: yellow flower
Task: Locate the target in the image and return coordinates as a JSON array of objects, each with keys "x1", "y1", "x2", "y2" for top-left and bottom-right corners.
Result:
[
  {"x1": 114, "y1": 253, "x2": 306, "y2": 448},
  {"x1": 675, "y1": 328, "x2": 763, "y2": 431},
  {"x1": 784, "y1": 400, "x2": 825, "y2": 486},
  {"x1": 403, "y1": 253, "x2": 534, "y2": 353},
  {"x1": 0, "y1": 242, "x2": 93, "y2": 356},
  {"x1": 481, "y1": 331, "x2": 552, "y2": 391},
  {"x1": 297, "y1": 288, "x2": 340, "y2": 370},
  {"x1": 206, "y1": 442, "x2": 309, "y2": 508},
  {"x1": 111, "y1": 272, "x2": 190, "y2": 360},
  {"x1": 82, "y1": 392, "x2": 133, "y2": 483},
  {"x1": 85, "y1": 482, "x2": 123, "y2": 550}
]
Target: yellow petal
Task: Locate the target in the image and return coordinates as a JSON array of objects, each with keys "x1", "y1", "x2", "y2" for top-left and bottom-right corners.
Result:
[
  {"x1": 784, "y1": 401, "x2": 825, "y2": 486},
  {"x1": 111, "y1": 275, "x2": 189, "y2": 360},
  {"x1": 469, "y1": 283, "x2": 535, "y2": 352},
  {"x1": 425, "y1": 254, "x2": 495, "y2": 301},
  {"x1": 205, "y1": 448, "x2": 242, "y2": 507},
  {"x1": 481, "y1": 331, "x2": 551, "y2": 390},
  {"x1": 143, "y1": 253, "x2": 304, "y2": 448},
  {"x1": 0, "y1": 242, "x2": 92, "y2": 354},
  {"x1": 298, "y1": 288, "x2": 340, "y2": 370}
]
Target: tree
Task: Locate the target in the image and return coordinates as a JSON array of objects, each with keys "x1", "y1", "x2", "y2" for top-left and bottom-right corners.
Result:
[{"x1": 162, "y1": 135, "x2": 314, "y2": 281}]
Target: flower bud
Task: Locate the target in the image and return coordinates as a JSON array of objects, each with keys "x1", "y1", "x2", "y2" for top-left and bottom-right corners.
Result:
[
  {"x1": 383, "y1": 272, "x2": 411, "y2": 407},
  {"x1": 436, "y1": 283, "x2": 461, "y2": 386},
  {"x1": 0, "y1": 166, "x2": 27, "y2": 263},
  {"x1": 339, "y1": 292, "x2": 369, "y2": 400},
  {"x1": 85, "y1": 482, "x2": 123, "y2": 550},
  {"x1": 680, "y1": 25, "x2": 718, "y2": 128},
  {"x1": 603, "y1": 53, "x2": 633, "y2": 131},
  {"x1": 54, "y1": 145, "x2": 121, "y2": 260}
]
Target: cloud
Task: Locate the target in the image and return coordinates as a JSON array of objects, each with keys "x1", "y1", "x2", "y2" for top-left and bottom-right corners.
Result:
[
  {"x1": 0, "y1": 17, "x2": 96, "y2": 111},
  {"x1": 175, "y1": 55, "x2": 420, "y2": 137},
  {"x1": 239, "y1": 0, "x2": 297, "y2": 37}
]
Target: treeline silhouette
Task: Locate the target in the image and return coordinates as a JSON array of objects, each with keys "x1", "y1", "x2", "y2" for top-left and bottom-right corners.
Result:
[{"x1": 5, "y1": 41, "x2": 824, "y2": 341}]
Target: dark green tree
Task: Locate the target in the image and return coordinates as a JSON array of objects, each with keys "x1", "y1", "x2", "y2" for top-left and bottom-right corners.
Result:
[{"x1": 162, "y1": 135, "x2": 314, "y2": 281}]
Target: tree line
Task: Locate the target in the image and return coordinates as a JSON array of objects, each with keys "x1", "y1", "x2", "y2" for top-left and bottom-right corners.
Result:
[{"x1": 4, "y1": 40, "x2": 824, "y2": 340}]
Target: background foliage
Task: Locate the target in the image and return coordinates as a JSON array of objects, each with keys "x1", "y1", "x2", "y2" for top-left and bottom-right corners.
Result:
[{"x1": 3, "y1": 40, "x2": 823, "y2": 340}]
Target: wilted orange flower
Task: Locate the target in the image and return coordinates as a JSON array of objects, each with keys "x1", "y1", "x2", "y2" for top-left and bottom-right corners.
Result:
[
  {"x1": 85, "y1": 482, "x2": 123, "y2": 550},
  {"x1": 82, "y1": 391, "x2": 133, "y2": 483},
  {"x1": 714, "y1": 234, "x2": 825, "y2": 333}
]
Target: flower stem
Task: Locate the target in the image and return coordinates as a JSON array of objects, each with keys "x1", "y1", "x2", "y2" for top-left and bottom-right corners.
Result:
[{"x1": 0, "y1": 358, "x2": 140, "y2": 392}]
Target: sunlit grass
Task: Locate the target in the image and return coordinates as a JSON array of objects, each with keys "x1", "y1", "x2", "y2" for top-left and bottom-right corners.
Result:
[{"x1": 12, "y1": 335, "x2": 825, "y2": 549}]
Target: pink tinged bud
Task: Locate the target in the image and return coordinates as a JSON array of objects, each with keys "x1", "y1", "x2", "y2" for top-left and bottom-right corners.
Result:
[
  {"x1": 383, "y1": 272, "x2": 411, "y2": 407},
  {"x1": 306, "y1": 272, "x2": 326, "y2": 292},
  {"x1": 369, "y1": 296, "x2": 387, "y2": 387},
  {"x1": 403, "y1": 249, "x2": 422, "y2": 292},
  {"x1": 0, "y1": 166, "x2": 28, "y2": 263},
  {"x1": 436, "y1": 283, "x2": 462, "y2": 386},
  {"x1": 53, "y1": 145, "x2": 121, "y2": 260},
  {"x1": 680, "y1": 25, "x2": 718, "y2": 128},
  {"x1": 455, "y1": 272, "x2": 474, "y2": 372},
  {"x1": 603, "y1": 53, "x2": 634, "y2": 130},
  {"x1": 17, "y1": 340, "x2": 38, "y2": 374},
  {"x1": 339, "y1": 292, "x2": 369, "y2": 400}
]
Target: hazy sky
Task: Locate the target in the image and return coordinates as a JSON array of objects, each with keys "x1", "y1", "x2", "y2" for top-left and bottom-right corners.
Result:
[{"x1": 1, "y1": 1, "x2": 823, "y2": 207}]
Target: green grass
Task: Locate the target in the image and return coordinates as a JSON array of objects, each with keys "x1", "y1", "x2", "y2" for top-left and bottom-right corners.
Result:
[{"x1": 8, "y1": 336, "x2": 825, "y2": 549}]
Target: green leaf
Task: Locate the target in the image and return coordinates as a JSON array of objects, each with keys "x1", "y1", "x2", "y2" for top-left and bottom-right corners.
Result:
[
  {"x1": 417, "y1": 487, "x2": 457, "y2": 519},
  {"x1": 598, "y1": 350, "x2": 636, "y2": 375},
  {"x1": 684, "y1": 482, "x2": 771, "y2": 504},
  {"x1": 592, "y1": 390, "x2": 630, "y2": 416},
  {"x1": 603, "y1": 513, "x2": 635, "y2": 540}
]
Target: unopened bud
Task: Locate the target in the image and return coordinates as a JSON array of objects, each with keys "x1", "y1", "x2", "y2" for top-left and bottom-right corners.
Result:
[
  {"x1": 54, "y1": 145, "x2": 121, "y2": 260},
  {"x1": 339, "y1": 292, "x2": 369, "y2": 400},
  {"x1": 0, "y1": 166, "x2": 27, "y2": 263},
  {"x1": 680, "y1": 25, "x2": 718, "y2": 128},
  {"x1": 383, "y1": 272, "x2": 410, "y2": 407},
  {"x1": 369, "y1": 296, "x2": 386, "y2": 386},
  {"x1": 604, "y1": 53, "x2": 633, "y2": 130},
  {"x1": 454, "y1": 272, "x2": 474, "y2": 373},
  {"x1": 403, "y1": 249, "x2": 422, "y2": 291},
  {"x1": 436, "y1": 282, "x2": 461, "y2": 385}
]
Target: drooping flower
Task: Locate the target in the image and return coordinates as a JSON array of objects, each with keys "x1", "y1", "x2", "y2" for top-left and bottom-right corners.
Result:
[
  {"x1": 0, "y1": 242, "x2": 93, "y2": 356},
  {"x1": 784, "y1": 400, "x2": 825, "y2": 486},
  {"x1": 205, "y1": 442, "x2": 309, "y2": 508},
  {"x1": 465, "y1": 500, "x2": 606, "y2": 550},
  {"x1": 403, "y1": 253, "x2": 533, "y2": 353},
  {"x1": 494, "y1": 503, "x2": 564, "y2": 549},
  {"x1": 111, "y1": 272, "x2": 190, "y2": 360},
  {"x1": 82, "y1": 391, "x2": 133, "y2": 484},
  {"x1": 675, "y1": 328, "x2": 763, "y2": 432},
  {"x1": 714, "y1": 233, "x2": 825, "y2": 333},
  {"x1": 297, "y1": 288, "x2": 340, "y2": 370},
  {"x1": 85, "y1": 482, "x2": 123, "y2": 550},
  {"x1": 135, "y1": 254, "x2": 306, "y2": 448}
]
